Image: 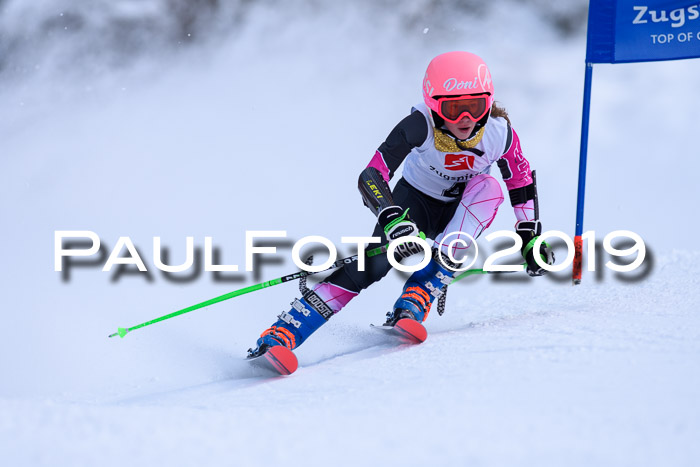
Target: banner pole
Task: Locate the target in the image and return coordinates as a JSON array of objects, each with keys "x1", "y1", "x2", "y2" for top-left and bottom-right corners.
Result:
[{"x1": 573, "y1": 62, "x2": 594, "y2": 285}]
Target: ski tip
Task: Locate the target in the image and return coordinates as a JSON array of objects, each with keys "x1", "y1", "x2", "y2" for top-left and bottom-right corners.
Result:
[
  {"x1": 394, "y1": 318, "x2": 427, "y2": 343},
  {"x1": 263, "y1": 345, "x2": 299, "y2": 375}
]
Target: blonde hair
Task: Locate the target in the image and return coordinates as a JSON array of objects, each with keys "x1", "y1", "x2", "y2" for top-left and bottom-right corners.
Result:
[{"x1": 490, "y1": 102, "x2": 511, "y2": 125}]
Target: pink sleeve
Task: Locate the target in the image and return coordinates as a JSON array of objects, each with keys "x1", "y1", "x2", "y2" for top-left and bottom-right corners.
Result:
[
  {"x1": 499, "y1": 127, "x2": 536, "y2": 222},
  {"x1": 366, "y1": 150, "x2": 391, "y2": 183},
  {"x1": 499, "y1": 127, "x2": 532, "y2": 191}
]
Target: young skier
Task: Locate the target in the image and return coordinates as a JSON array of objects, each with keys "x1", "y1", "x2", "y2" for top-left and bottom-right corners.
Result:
[{"x1": 247, "y1": 51, "x2": 554, "y2": 368}]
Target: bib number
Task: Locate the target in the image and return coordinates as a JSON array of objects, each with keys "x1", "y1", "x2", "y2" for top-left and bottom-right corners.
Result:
[{"x1": 441, "y1": 182, "x2": 466, "y2": 199}]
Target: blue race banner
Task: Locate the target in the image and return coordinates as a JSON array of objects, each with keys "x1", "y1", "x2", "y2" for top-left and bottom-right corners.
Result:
[{"x1": 587, "y1": 0, "x2": 700, "y2": 63}]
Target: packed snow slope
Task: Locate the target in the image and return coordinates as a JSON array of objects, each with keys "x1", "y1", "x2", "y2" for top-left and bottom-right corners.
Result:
[{"x1": 1, "y1": 2, "x2": 699, "y2": 466}]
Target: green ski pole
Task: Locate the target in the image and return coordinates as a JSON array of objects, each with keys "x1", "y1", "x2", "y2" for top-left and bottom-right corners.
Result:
[
  {"x1": 452, "y1": 262, "x2": 526, "y2": 283},
  {"x1": 108, "y1": 238, "x2": 399, "y2": 339},
  {"x1": 368, "y1": 232, "x2": 525, "y2": 281},
  {"x1": 431, "y1": 262, "x2": 526, "y2": 317},
  {"x1": 108, "y1": 236, "x2": 522, "y2": 338},
  {"x1": 108, "y1": 252, "x2": 364, "y2": 339}
]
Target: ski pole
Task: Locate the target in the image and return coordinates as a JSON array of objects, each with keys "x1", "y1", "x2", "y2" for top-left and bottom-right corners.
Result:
[
  {"x1": 433, "y1": 262, "x2": 525, "y2": 316},
  {"x1": 109, "y1": 238, "x2": 400, "y2": 339},
  {"x1": 452, "y1": 263, "x2": 525, "y2": 283},
  {"x1": 368, "y1": 233, "x2": 525, "y2": 281},
  {"x1": 367, "y1": 232, "x2": 427, "y2": 257},
  {"x1": 108, "y1": 237, "x2": 520, "y2": 338},
  {"x1": 108, "y1": 253, "x2": 363, "y2": 339}
]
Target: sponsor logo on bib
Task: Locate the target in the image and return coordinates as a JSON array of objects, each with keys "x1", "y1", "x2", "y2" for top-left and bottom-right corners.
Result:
[{"x1": 444, "y1": 154, "x2": 475, "y2": 171}]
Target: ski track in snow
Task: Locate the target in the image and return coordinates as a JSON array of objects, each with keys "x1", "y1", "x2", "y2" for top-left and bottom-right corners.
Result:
[{"x1": 3, "y1": 260, "x2": 698, "y2": 467}]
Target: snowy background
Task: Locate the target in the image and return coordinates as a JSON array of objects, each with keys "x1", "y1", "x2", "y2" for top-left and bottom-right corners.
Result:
[{"x1": 1, "y1": 1, "x2": 699, "y2": 466}]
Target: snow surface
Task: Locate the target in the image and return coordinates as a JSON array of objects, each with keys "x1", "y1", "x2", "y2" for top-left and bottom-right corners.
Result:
[{"x1": 1, "y1": 2, "x2": 699, "y2": 466}]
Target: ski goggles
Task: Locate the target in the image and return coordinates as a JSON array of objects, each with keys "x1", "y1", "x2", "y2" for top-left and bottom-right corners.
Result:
[{"x1": 436, "y1": 94, "x2": 490, "y2": 123}]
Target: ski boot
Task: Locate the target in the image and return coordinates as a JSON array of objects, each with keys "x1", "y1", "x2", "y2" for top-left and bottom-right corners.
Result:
[
  {"x1": 245, "y1": 292, "x2": 330, "y2": 375},
  {"x1": 248, "y1": 292, "x2": 333, "y2": 356},
  {"x1": 385, "y1": 248, "x2": 460, "y2": 326},
  {"x1": 248, "y1": 281, "x2": 356, "y2": 355}
]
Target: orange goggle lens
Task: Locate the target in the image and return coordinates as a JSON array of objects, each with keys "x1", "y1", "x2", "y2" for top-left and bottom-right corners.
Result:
[{"x1": 438, "y1": 95, "x2": 489, "y2": 123}]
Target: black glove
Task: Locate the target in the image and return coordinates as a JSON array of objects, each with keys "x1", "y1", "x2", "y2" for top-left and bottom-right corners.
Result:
[
  {"x1": 377, "y1": 206, "x2": 419, "y2": 241},
  {"x1": 515, "y1": 220, "x2": 555, "y2": 276}
]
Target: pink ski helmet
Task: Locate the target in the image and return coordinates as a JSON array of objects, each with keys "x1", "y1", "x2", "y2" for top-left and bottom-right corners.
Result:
[{"x1": 422, "y1": 51, "x2": 495, "y2": 123}]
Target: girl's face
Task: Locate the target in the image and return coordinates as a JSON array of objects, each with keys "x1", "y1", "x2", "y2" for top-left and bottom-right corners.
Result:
[{"x1": 443, "y1": 116, "x2": 477, "y2": 140}]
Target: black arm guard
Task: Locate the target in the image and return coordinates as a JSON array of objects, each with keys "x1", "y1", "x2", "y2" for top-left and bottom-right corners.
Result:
[
  {"x1": 358, "y1": 167, "x2": 394, "y2": 216},
  {"x1": 507, "y1": 183, "x2": 536, "y2": 207}
]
